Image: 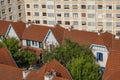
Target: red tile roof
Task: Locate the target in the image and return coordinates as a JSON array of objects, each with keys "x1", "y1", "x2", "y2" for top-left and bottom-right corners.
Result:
[
  {"x1": 26, "y1": 60, "x2": 72, "y2": 80},
  {"x1": 103, "y1": 50, "x2": 120, "y2": 80},
  {"x1": 22, "y1": 25, "x2": 51, "y2": 42},
  {"x1": 0, "y1": 48, "x2": 17, "y2": 67},
  {"x1": 0, "y1": 64, "x2": 23, "y2": 80},
  {"x1": 63, "y1": 29, "x2": 98, "y2": 45},
  {"x1": 11, "y1": 21, "x2": 26, "y2": 39},
  {"x1": 0, "y1": 20, "x2": 10, "y2": 36}
]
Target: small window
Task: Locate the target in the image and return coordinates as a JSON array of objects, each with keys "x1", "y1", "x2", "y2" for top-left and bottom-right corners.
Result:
[{"x1": 97, "y1": 52, "x2": 103, "y2": 61}]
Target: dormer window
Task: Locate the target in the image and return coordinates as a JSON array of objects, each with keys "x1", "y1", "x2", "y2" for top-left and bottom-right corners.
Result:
[{"x1": 97, "y1": 52, "x2": 103, "y2": 61}]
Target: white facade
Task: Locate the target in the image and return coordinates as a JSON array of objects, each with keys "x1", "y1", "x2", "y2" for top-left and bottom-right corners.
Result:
[
  {"x1": 22, "y1": 29, "x2": 59, "y2": 49},
  {"x1": 91, "y1": 44, "x2": 109, "y2": 67},
  {"x1": 5, "y1": 25, "x2": 19, "y2": 39}
]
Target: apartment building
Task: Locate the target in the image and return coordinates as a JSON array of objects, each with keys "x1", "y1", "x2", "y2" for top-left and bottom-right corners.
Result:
[{"x1": 1, "y1": 0, "x2": 120, "y2": 34}]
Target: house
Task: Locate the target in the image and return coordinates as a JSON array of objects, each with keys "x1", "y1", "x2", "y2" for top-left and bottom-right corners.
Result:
[
  {"x1": 26, "y1": 60, "x2": 73, "y2": 80},
  {"x1": 22, "y1": 25, "x2": 59, "y2": 50},
  {"x1": 0, "y1": 48, "x2": 17, "y2": 67},
  {"x1": 0, "y1": 64, "x2": 23, "y2": 80},
  {"x1": 102, "y1": 50, "x2": 120, "y2": 80},
  {"x1": 0, "y1": 20, "x2": 26, "y2": 40}
]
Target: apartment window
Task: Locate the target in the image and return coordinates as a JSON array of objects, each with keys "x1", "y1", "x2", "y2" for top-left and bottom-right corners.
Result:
[
  {"x1": 1, "y1": 0, "x2": 4, "y2": 5},
  {"x1": 43, "y1": 20, "x2": 47, "y2": 24},
  {"x1": 34, "y1": 12, "x2": 39, "y2": 16},
  {"x1": 64, "y1": 5, "x2": 69, "y2": 9},
  {"x1": 106, "y1": 14, "x2": 112, "y2": 18},
  {"x1": 106, "y1": 22, "x2": 112, "y2": 26},
  {"x1": 39, "y1": 42, "x2": 43, "y2": 48},
  {"x1": 72, "y1": 5, "x2": 78, "y2": 9},
  {"x1": 81, "y1": 5, "x2": 86, "y2": 9},
  {"x1": 9, "y1": 8, "x2": 11, "y2": 12},
  {"x1": 73, "y1": 21, "x2": 78, "y2": 25},
  {"x1": 57, "y1": 21, "x2": 62, "y2": 24},
  {"x1": 88, "y1": 22, "x2": 95, "y2": 26},
  {"x1": 116, "y1": 5, "x2": 120, "y2": 10},
  {"x1": 116, "y1": 22, "x2": 120, "y2": 27},
  {"x1": 57, "y1": 5, "x2": 61, "y2": 9},
  {"x1": 98, "y1": 22, "x2": 103, "y2": 26},
  {"x1": 35, "y1": 20, "x2": 40, "y2": 24},
  {"x1": 19, "y1": 13, "x2": 22, "y2": 17},
  {"x1": 97, "y1": 52, "x2": 103, "y2": 61},
  {"x1": 34, "y1": 4, "x2": 39, "y2": 8},
  {"x1": 81, "y1": 13, "x2": 86, "y2": 17},
  {"x1": 106, "y1": 5, "x2": 112, "y2": 10},
  {"x1": 64, "y1": 13, "x2": 69, "y2": 17},
  {"x1": 57, "y1": 13, "x2": 61, "y2": 17},
  {"x1": 48, "y1": 21, "x2": 54, "y2": 25},
  {"x1": 81, "y1": 21, "x2": 86, "y2": 25},
  {"x1": 9, "y1": 16, "x2": 12, "y2": 20},
  {"x1": 42, "y1": 12, "x2": 47, "y2": 16},
  {"x1": 88, "y1": 5, "x2": 95, "y2": 10},
  {"x1": 18, "y1": 5, "x2": 21, "y2": 9},
  {"x1": 88, "y1": 14, "x2": 95, "y2": 18},
  {"x1": 47, "y1": 5, "x2": 54, "y2": 9},
  {"x1": 8, "y1": 0, "x2": 11, "y2": 4},
  {"x1": 98, "y1": 5, "x2": 102, "y2": 9},
  {"x1": 65, "y1": 21, "x2": 70, "y2": 25},
  {"x1": 116, "y1": 14, "x2": 120, "y2": 18},
  {"x1": 73, "y1": 13, "x2": 78, "y2": 18},
  {"x1": 42, "y1": 5, "x2": 46, "y2": 8},
  {"x1": 26, "y1": 4, "x2": 30, "y2": 8},
  {"x1": 27, "y1": 12, "x2": 31, "y2": 16},
  {"x1": 2, "y1": 9, "x2": 5, "y2": 14},
  {"x1": 48, "y1": 13, "x2": 54, "y2": 17},
  {"x1": 98, "y1": 13, "x2": 102, "y2": 18}
]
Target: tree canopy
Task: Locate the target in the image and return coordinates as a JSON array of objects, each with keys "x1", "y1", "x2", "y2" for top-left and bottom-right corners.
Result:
[{"x1": 43, "y1": 39, "x2": 102, "y2": 80}]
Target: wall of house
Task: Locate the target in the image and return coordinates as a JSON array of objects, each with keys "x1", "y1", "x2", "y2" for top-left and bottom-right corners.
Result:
[
  {"x1": 22, "y1": 40, "x2": 42, "y2": 48},
  {"x1": 91, "y1": 44, "x2": 109, "y2": 67},
  {"x1": 43, "y1": 30, "x2": 59, "y2": 49},
  {"x1": 5, "y1": 25, "x2": 19, "y2": 39}
]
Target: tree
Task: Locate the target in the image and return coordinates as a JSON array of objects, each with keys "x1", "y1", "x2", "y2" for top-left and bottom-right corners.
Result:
[
  {"x1": 14, "y1": 50, "x2": 38, "y2": 68},
  {"x1": 43, "y1": 39, "x2": 102, "y2": 80},
  {"x1": 66, "y1": 53, "x2": 102, "y2": 80},
  {"x1": 0, "y1": 41, "x2": 6, "y2": 48}
]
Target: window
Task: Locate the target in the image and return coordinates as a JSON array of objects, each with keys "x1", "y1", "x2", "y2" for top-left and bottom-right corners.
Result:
[
  {"x1": 116, "y1": 22, "x2": 120, "y2": 27},
  {"x1": 65, "y1": 21, "x2": 70, "y2": 25},
  {"x1": 57, "y1": 21, "x2": 62, "y2": 24},
  {"x1": 81, "y1": 13, "x2": 86, "y2": 17},
  {"x1": 19, "y1": 13, "x2": 22, "y2": 17},
  {"x1": 57, "y1": 5, "x2": 61, "y2": 8},
  {"x1": 106, "y1": 22, "x2": 112, "y2": 26},
  {"x1": 81, "y1": 5, "x2": 86, "y2": 9},
  {"x1": 42, "y1": 5, "x2": 46, "y2": 8},
  {"x1": 39, "y1": 42, "x2": 43, "y2": 48},
  {"x1": 116, "y1": 14, "x2": 120, "y2": 18},
  {"x1": 88, "y1": 5, "x2": 95, "y2": 10},
  {"x1": 34, "y1": 12, "x2": 39, "y2": 16},
  {"x1": 73, "y1": 21, "x2": 78, "y2": 25},
  {"x1": 35, "y1": 20, "x2": 40, "y2": 24},
  {"x1": 64, "y1": 13, "x2": 69, "y2": 17},
  {"x1": 27, "y1": 12, "x2": 31, "y2": 16},
  {"x1": 97, "y1": 52, "x2": 103, "y2": 61},
  {"x1": 72, "y1": 5, "x2": 78, "y2": 9},
  {"x1": 98, "y1": 5, "x2": 102, "y2": 9},
  {"x1": 98, "y1": 22, "x2": 103, "y2": 26},
  {"x1": 64, "y1": 5, "x2": 69, "y2": 9},
  {"x1": 88, "y1": 14, "x2": 95, "y2": 18},
  {"x1": 47, "y1": 5, "x2": 54, "y2": 9},
  {"x1": 18, "y1": 5, "x2": 21, "y2": 9},
  {"x1": 9, "y1": 16, "x2": 12, "y2": 20},
  {"x1": 42, "y1": 12, "x2": 47, "y2": 16},
  {"x1": 43, "y1": 20, "x2": 47, "y2": 24},
  {"x1": 34, "y1": 4, "x2": 39, "y2": 8},
  {"x1": 48, "y1": 13, "x2": 54, "y2": 17},
  {"x1": 26, "y1": 4, "x2": 30, "y2": 8},
  {"x1": 57, "y1": 13, "x2": 61, "y2": 17},
  {"x1": 73, "y1": 13, "x2": 78, "y2": 18},
  {"x1": 106, "y1": 14, "x2": 112, "y2": 18},
  {"x1": 116, "y1": 5, "x2": 120, "y2": 10},
  {"x1": 106, "y1": 5, "x2": 112, "y2": 10},
  {"x1": 81, "y1": 21, "x2": 86, "y2": 25},
  {"x1": 26, "y1": 40, "x2": 30, "y2": 46},
  {"x1": 9, "y1": 8, "x2": 11, "y2": 12},
  {"x1": 88, "y1": 22, "x2": 95, "y2": 26}
]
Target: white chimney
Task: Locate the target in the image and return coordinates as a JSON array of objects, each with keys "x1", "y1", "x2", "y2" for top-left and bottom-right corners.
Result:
[
  {"x1": 26, "y1": 23, "x2": 31, "y2": 28},
  {"x1": 23, "y1": 70, "x2": 30, "y2": 79},
  {"x1": 44, "y1": 71, "x2": 56, "y2": 80}
]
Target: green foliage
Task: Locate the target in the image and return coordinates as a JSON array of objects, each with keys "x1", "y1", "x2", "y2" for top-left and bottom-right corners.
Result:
[
  {"x1": 66, "y1": 53, "x2": 102, "y2": 80},
  {"x1": 0, "y1": 41, "x2": 6, "y2": 48},
  {"x1": 43, "y1": 39, "x2": 102, "y2": 80},
  {"x1": 14, "y1": 50, "x2": 38, "y2": 68},
  {"x1": 2, "y1": 37, "x2": 19, "y2": 55}
]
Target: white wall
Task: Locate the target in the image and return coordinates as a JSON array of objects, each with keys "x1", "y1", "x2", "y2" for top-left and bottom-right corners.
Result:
[
  {"x1": 91, "y1": 44, "x2": 109, "y2": 67},
  {"x1": 5, "y1": 25, "x2": 19, "y2": 39},
  {"x1": 43, "y1": 30, "x2": 59, "y2": 49}
]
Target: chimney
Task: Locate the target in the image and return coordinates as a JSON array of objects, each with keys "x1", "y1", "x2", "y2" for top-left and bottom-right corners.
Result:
[
  {"x1": 68, "y1": 26, "x2": 74, "y2": 31},
  {"x1": 26, "y1": 20, "x2": 32, "y2": 28},
  {"x1": 98, "y1": 28, "x2": 103, "y2": 35},
  {"x1": 115, "y1": 32, "x2": 120, "y2": 39},
  {"x1": 22, "y1": 69, "x2": 30, "y2": 79},
  {"x1": 44, "y1": 70, "x2": 56, "y2": 80}
]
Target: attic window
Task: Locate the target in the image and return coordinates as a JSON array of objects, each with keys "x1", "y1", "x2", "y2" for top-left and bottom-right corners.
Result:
[{"x1": 97, "y1": 52, "x2": 103, "y2": 61}]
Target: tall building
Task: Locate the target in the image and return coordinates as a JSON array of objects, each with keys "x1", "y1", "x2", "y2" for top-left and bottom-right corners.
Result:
[{"x1": 0, "y1": 0, "x2": 120, "y2": 34}]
